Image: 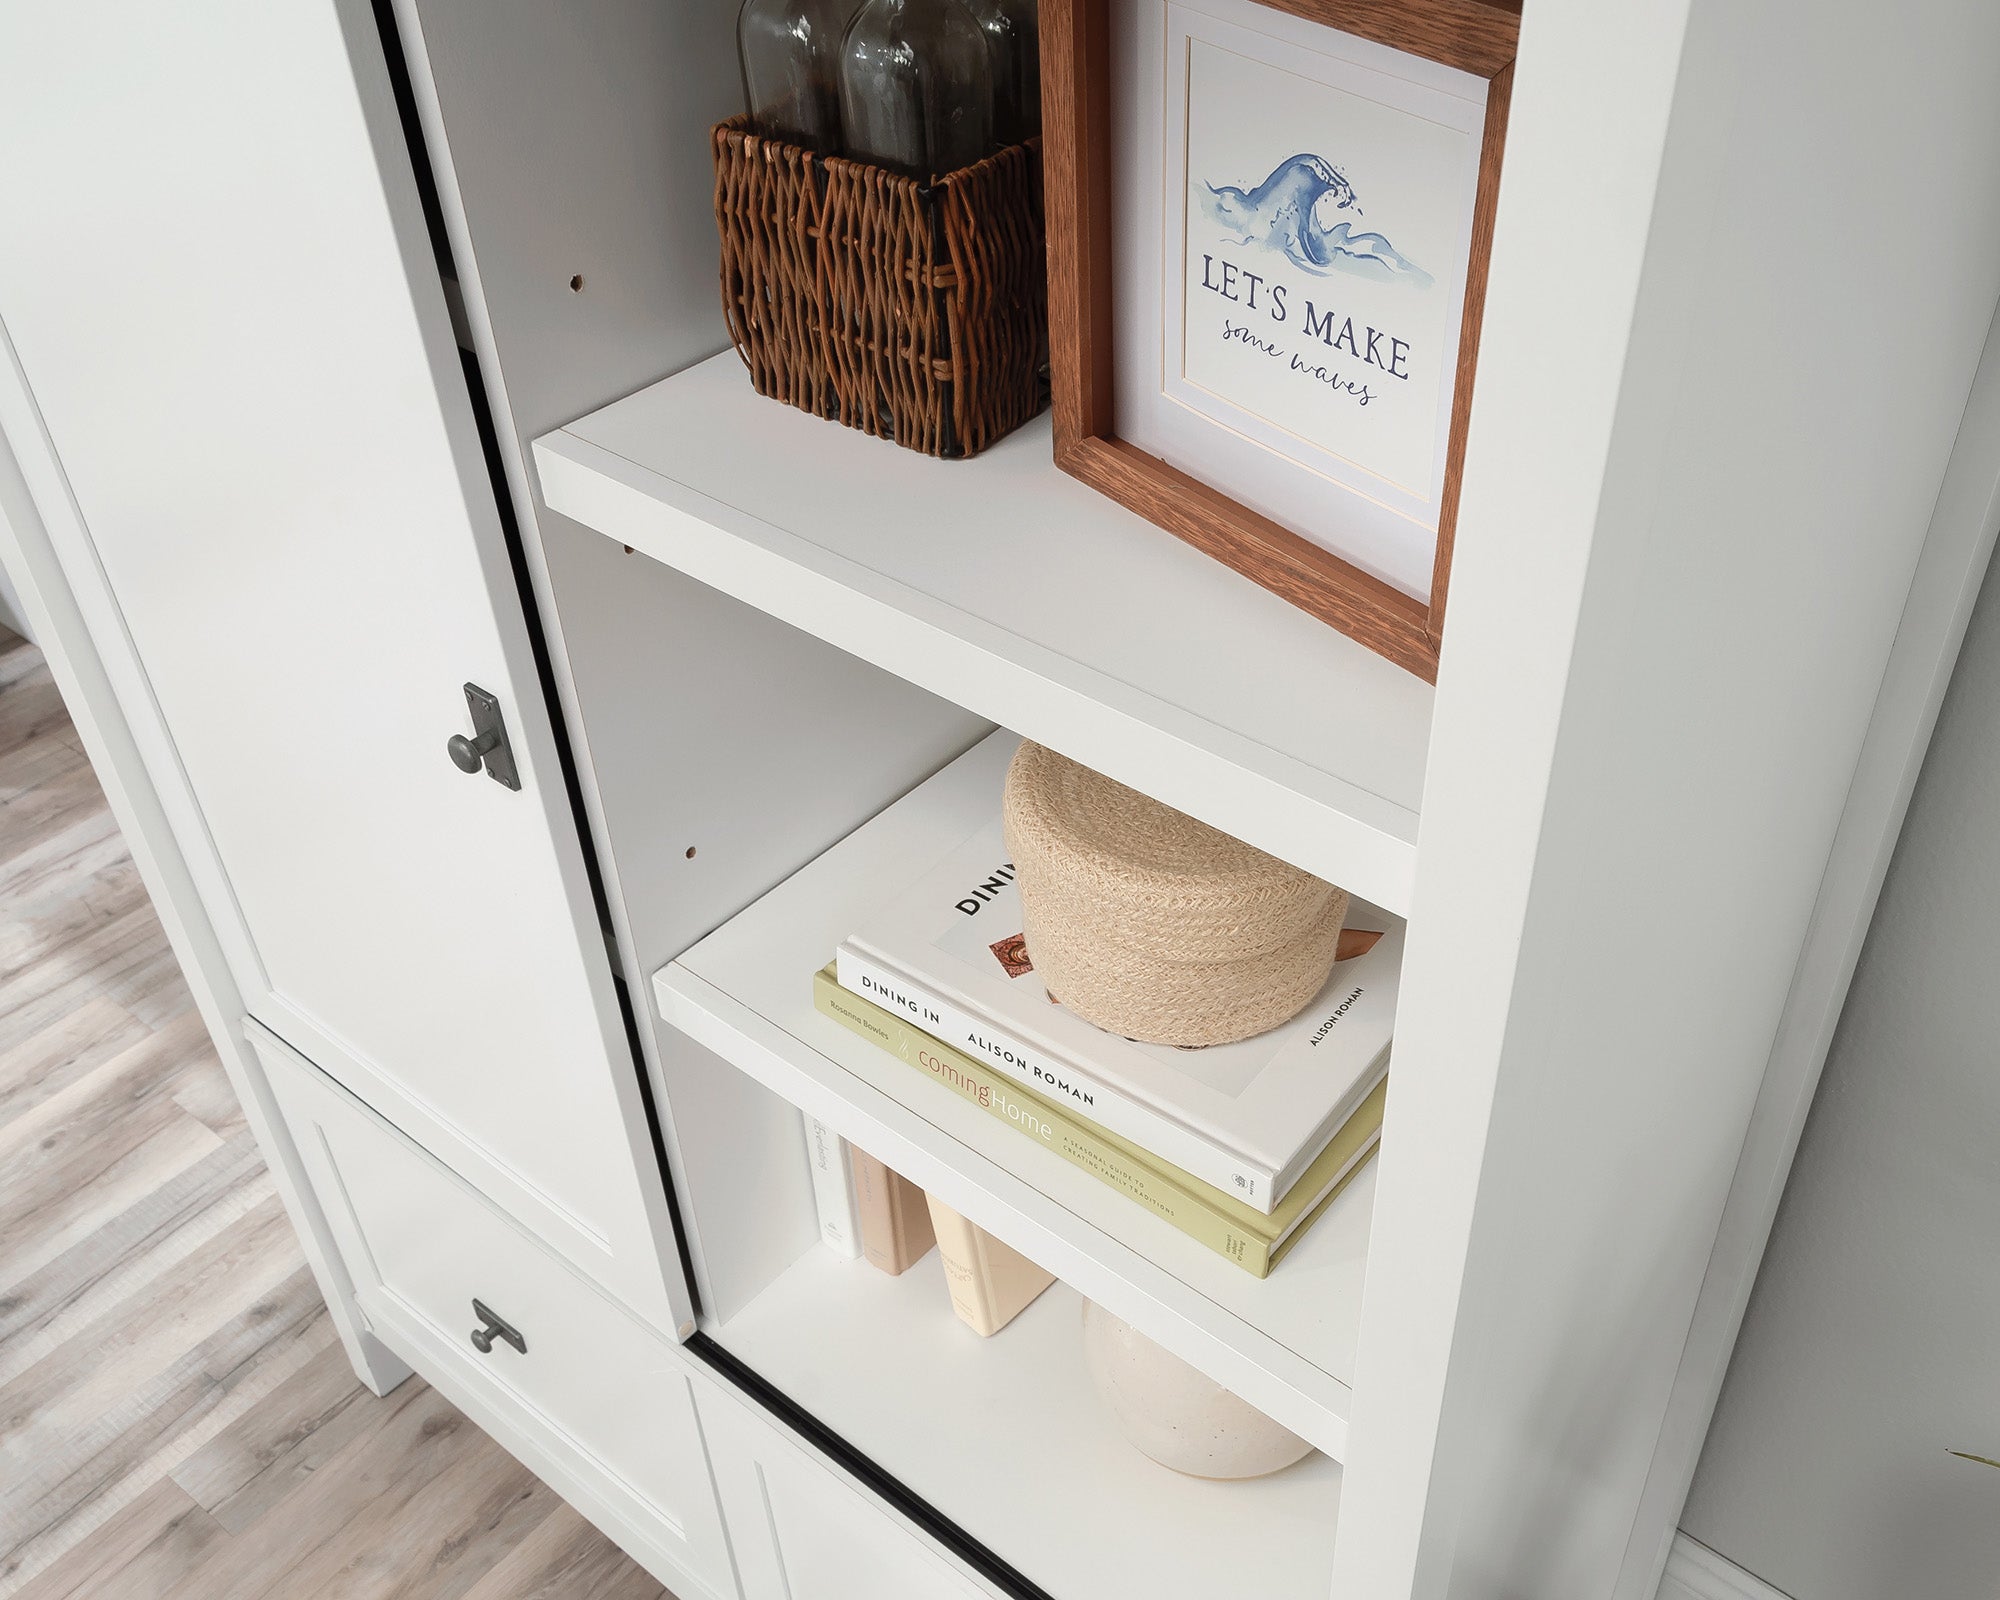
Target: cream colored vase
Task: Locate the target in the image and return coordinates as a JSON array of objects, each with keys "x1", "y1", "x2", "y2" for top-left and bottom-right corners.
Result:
[{"x1": 1081, "y1": 1300, "x2": 1315, "y2": 1478}]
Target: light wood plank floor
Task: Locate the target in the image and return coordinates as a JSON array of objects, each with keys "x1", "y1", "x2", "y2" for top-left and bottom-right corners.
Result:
[{"x1": 0, "y1": 629, "x2": 672, "y2": 1600}]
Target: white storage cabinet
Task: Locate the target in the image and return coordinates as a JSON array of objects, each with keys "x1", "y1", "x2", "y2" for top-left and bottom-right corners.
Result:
[{"x1": 4, "y1": 1, "x2": 2000, "y2": 1598}]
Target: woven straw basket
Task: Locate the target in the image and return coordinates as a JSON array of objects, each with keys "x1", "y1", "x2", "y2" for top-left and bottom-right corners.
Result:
[{"x1": 1001, "y1": 743, "x2": 1348, "y2": 1048}]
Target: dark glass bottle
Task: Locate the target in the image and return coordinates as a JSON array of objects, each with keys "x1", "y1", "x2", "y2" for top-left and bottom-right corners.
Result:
[
  {"x1": 838, "y1": 0, "x2": 994, "y2": 179},
  {"x1": 738, "y1": 0, "x2": 854, "y2": 152},
  {"x1": 964, "y1": 0, "x2": 1038, "y2": 145}
]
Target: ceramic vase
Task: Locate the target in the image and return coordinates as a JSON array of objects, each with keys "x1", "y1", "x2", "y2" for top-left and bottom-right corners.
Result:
[{"x1": 1081, "y1": 1300, "x2": 1314, "y2": 1478}]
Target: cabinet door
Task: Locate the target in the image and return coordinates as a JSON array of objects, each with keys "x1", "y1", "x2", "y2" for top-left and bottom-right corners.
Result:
[
  {"x1": 696, "y1": 1380, "x2": 995, "y2": 1600},
  {"x1": 0, "y1": 0, "x2": 684, "y2": 1328}
]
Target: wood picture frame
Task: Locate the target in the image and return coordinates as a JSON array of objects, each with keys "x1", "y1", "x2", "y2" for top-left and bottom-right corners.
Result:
[{"x1": 1043, "y1": 0, "x2": 1520, "y2": 681}]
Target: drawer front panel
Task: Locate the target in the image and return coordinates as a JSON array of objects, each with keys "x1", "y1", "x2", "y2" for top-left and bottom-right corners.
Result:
[
  {"x1": 696, "y1": 1379, "x2": 993, "y2": 1600},
  {"x1": 258, "y1": 1034, "x2": 734, "y2": 1600}
]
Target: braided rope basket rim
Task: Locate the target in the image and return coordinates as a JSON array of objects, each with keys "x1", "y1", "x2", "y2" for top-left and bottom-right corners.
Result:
[{"x1": 1002, "y1": 743, "x2": 1349, "y2": 1047}]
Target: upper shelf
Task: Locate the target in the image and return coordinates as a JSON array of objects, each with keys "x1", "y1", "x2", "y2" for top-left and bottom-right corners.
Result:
[{"x1": 535, "y1": 353, "x2": 1434, "y2": 912}]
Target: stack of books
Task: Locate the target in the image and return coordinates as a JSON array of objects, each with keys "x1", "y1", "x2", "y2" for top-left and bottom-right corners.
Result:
[
  {"x1": 808, "y1": 1124, "x2": 1056, "y2": 1337},
  {"x1": 814, "y1": 822, "x2": 1399, "y2": 1278}
]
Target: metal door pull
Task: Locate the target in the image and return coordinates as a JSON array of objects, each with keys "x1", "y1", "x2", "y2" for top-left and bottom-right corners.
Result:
[{"x1": 446, "y1": 683, "x2": 520, "y2": 789}]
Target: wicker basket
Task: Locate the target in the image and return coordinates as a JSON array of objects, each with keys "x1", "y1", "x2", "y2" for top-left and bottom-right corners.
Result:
[
  {"x1": 712, "y1": 117, "x2": 1047, "y2": 459},
  {"x1": 1002, "y1": 742, "x2": 1349, "y2": 1048}
]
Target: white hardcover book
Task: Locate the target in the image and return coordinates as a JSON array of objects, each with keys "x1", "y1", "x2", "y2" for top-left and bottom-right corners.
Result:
[
  {"x1": 802, "y1": 1114, "x2": 862, "y2": 1259},
  {"x1": 837, "y1": 823, "x2": 1400, "y2": 1213}
]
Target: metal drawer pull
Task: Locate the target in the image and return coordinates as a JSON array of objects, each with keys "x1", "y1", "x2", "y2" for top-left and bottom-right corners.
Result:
[{"x1": 469, "y1": 1298, "x2": 527, "y2": 1355}]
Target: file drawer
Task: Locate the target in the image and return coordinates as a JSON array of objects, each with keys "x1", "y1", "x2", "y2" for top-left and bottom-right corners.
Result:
[{"x1": 255, "y1": 1029, "x2": 734, "y2": 1600}]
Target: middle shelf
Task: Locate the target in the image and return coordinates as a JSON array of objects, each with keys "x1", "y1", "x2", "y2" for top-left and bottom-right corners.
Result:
[
  {"x1": 656, "y1": 730, "x2": 1383, "y2": 1458},
  {"x1": 535, "y1": 351, "x2": 1433, "y2": 916}
]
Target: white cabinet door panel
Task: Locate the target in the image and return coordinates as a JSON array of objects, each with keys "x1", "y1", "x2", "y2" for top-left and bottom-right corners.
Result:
[
  {"x1": 0, "y1": 0, "x2": 681, "y2": 1325},
  {"x1": 696, "y1": 1380, "x2": 995, "y2": 1600}
]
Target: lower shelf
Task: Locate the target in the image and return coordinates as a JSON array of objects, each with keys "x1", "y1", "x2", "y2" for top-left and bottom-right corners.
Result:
[
  {"x1": 706, "y1": 1242, "x2": 1342, "y2": 1600},
  {"x1": 657, "y1": 730, "x2": 1379, "y2": 1458}
]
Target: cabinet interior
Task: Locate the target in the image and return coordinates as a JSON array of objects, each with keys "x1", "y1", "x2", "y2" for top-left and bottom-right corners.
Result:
[
  {"x1": 536, "y1": 328, "x2": 1384, "y2": 1600},
  {"x1": 572, "y1": 580, "x2": 1361, "y2": 1596},
  {"x1": 398, "y1": 0, "x2": 1393, "y2": 1590}
]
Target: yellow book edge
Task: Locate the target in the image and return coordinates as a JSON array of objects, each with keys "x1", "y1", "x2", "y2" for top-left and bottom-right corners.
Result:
[
  {"x1": 924, "y1": 1193, "x2": 1057, "y2": 1335},
  {"x1": 813, "y1": 966, "x2": 1383, "y2": 1278}
]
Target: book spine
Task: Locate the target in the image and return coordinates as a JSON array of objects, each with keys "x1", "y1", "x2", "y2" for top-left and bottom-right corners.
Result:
[
  {"x1": 802, "y1": 1115, "x2": 862, "y2": 1259},
  {"x1": 851, "y1": 1147, "x2": 935, "y2": 1275},
  {"x1": 835, "y1": 944, "x2": 1279, "y2": 1208},
  {"x1": 924, "y1": 1195, "x2": 1056, "y2": 1336},
  {"x1": 816, "y1": 973, "x2": 1280, "y2": 1276}
]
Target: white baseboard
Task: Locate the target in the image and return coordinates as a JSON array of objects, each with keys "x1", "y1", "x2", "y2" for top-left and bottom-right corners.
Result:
[{"x1": 1659, "y1": 1534, "x2": 1795, "y2": 1600}]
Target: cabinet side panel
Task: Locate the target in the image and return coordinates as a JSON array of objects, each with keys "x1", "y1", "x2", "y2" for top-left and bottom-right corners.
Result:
[
  {"x1": 0, "y1": 337, "x2": 411, "y2": 1398},
  {"x1": 1635, "y1": 299, "x2": 2000, "y2": 1594},
  {"x1": 1676, "y1": 382, "x2": 2000, "y2": 1599},
  {"x1": 1333, "y1": 0, "x2": 2000, "y2": 1596}
]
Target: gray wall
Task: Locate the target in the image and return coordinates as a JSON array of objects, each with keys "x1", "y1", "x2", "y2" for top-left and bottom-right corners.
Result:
[{"x1": 1680, "y1": 542, "x2": 2000, "y2": 1594}]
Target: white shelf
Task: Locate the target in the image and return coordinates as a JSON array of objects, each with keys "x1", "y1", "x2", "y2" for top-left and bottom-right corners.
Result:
[
  {"x1": 537, "y1": 354, "x2": 1432, "y2": 915},
  {"x1": 659, "y1": 732, "x2": 1378, "y2": 1458},
  {"x1": 710, "y1": 1247, "x2": 1340, "y2": 1600}
]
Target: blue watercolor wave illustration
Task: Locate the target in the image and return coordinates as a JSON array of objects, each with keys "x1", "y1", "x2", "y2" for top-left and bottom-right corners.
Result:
[{"x1": 1199, "y1": 154, "x2": 1433, "y2": 288}]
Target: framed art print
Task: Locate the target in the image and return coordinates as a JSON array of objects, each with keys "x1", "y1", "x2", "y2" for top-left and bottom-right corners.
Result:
[{"x1": 1045, "y1": 0, "x2": 1519, "y2": 680}]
